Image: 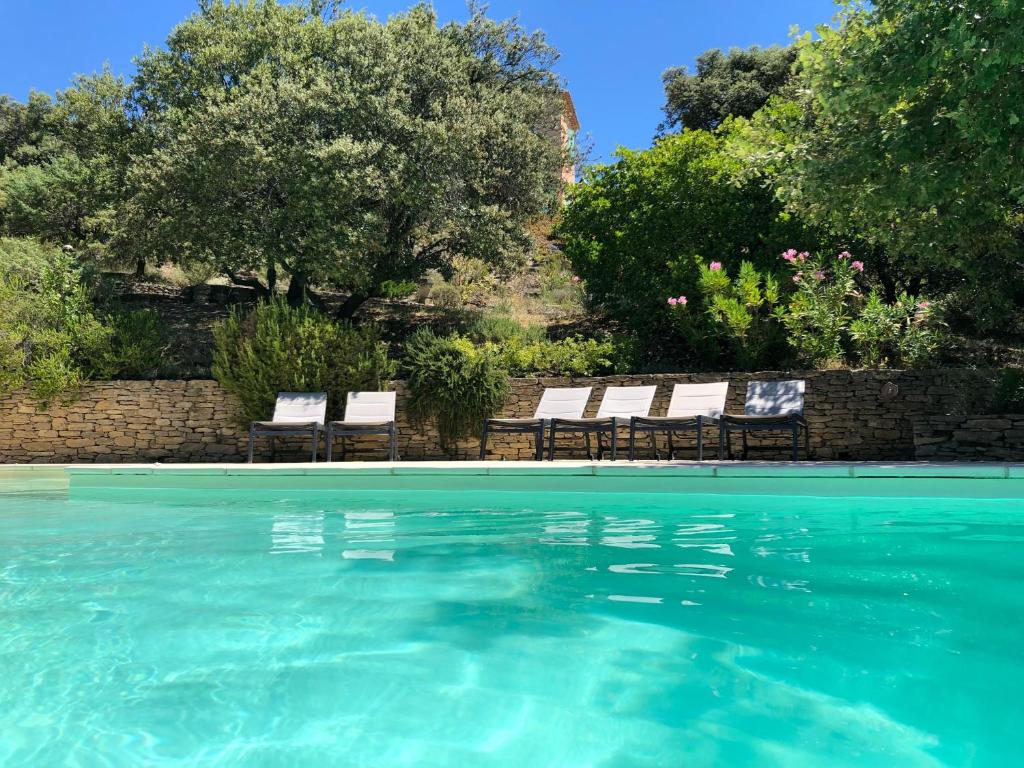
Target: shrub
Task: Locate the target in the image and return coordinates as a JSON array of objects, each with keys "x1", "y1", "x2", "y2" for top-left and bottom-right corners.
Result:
[
  {"x1": 212, "y1": 298, "x2": 395, "y2": 425},
  {"x1": 992, "y1": 369, "x2": 1024, "y2": 413},
  {"x1": 466, "y1": 312, "x2": 546, "y2": 344},
  {"x1": 849, "y1": 293, "x2": 943, "y2": 369},
  {"x1": 103, "y1": 310, "x2": 169, "y2": 379},
  {"x1": 379, "y1": 279, "x2": 418, "y2": 299},
  {"x1": 403, "y1": 329, "x2": 509, "y2": 451},
  {"x1": 674, "y1": 259, "x2": 788, "y2": 369},
  {"x1": 493, "y1": 335, "x2": 623, "y2": 377},
  {"x1": 779, "y1": 250, "x2": 857, "y2": 366},
  {"x1": 0, "y1": 239, "x2": 113, "y2": 403}
]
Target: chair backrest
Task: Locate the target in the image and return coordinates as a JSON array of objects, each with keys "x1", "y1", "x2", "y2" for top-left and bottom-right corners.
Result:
[
  {"x1": 595, "y1": 385, "x2": 658, "y2": 419},
  {"x1": 344, "y1": 391, "x2": 396, "y2": 423},
  {"x1": 272, "y1": 392, "x2": 327, "y2": 425},
  {"x1": 744, "y1": 380, "x2": 805, "y2": 416},
  {"x1": 533, "y1": 386, "x2": 593, "y2": 420},
  {"x1": 666, "y1": 382, "x2": 729, "y2": 418}
]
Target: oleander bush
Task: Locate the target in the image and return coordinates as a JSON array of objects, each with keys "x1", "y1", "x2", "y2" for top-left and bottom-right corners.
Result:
[{"x1": 212, "y1": 298, "x2": 395, "y2": 425}]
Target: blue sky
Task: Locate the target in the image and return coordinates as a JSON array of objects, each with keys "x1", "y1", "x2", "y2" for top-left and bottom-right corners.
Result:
[{"x1": 0, "y1": 0, "x2": 839, "y2": 163}]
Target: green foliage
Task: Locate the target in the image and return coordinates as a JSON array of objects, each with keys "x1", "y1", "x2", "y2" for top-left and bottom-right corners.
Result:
[
  {"x1": 492, "y1": 335, "x2": 624, "y2": 377},
  {"x1": 403, "y1": 329, "x2": 509, "y2": 450},
  {"x1": 779, "y1": 251, "x2": 857, "y2": 367},
  {"x1": 693, "y1": 260, "x2": 788, "y2": 369},
  {"x1": 774, "y1": 1, "x2": 1024, "y2": 302},
  {"x1": 0, "y1": 238, "x2": 113, "y2": 403},
  {"x1": 212, "y1": 298, "x2": 395, "y2": 425},
  {"x1": 849, "y1": 293, "x2": 943, "y2": 369},
  {"x1": 127, "y1": 0, "x2": 564, "y2": 314},
  {"x1": 661, "y1": 45, "x2": 797, "y2": 132},
  {"x1": 558, "y1": 128, "x2": 811, "y2": 364},
  {"x1": 103, "y1": 310, "x2": 168, "y2": 379},
  {"x1": 991, "y1": 369, "x2": 1024, "y2": 413},
  {"x1": 466, "y1": 312, "x2": 546, "y2": 344},
  {"x1": 378, "y1": 279, "x2": 418, "y2": 299},
  {"x1": 0, "y1": 71, "x2": 131, "y2": 255}
]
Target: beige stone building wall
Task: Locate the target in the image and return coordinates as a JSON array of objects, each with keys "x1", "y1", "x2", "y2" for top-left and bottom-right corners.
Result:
[{"x1": 0, "y1": 369, "x2": 998, "y2": 464}]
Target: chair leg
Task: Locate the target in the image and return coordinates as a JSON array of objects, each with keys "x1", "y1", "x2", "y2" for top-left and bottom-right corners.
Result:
[
  {"x1": 696, "y1": 416, "x2": 704, "y2": 461},
  {"x1": 804, "y1": 424, "x2": 811, "y2": 460},
  {"x1": 534, "y1": 426, "x2": 544, "y2": 461},
  {"x1": 792, "y1": 422, "x2": 799, "y2": 462},
  {"x1": 548, "y1": 423, "x2": 557, "y2": 461},
  {"x1": 247, "y1": 427, "x2": 256, "y2": 463},
  {"x1": 390, "y1": 425, "x2": 397, "y2": 461},
  {"x1": 586, "y1": 432, "x2": 595, "y2": 461},
  {"x1": 325, "y1": 427, "x2": 333, "y2": 462},
  {"x1": 648, "y1": 431, "x2": 657, "y2": 460},
  {"x1": 270, "y1": 435, "x2": 276, "y2": 462},
  {"x1": 719, "y1": 423, "x2": 727, "y2": 460},
  {"x1": 667, "y1": 430, "x2": 675, "y2": 460},
  {"x1": 311, "y1": 427, "x2": 318, "y2": 463},
  {"x1": 741, "y1": 429, "x2": 749, "y2": 460},
  {"x1": 479, "y1": 424, "x2": 489, "y2": 460},
  {"x1": 628, "y1": 421, "x2": 636, "y2": 461},
  {"x1": 610, "y1": 419, "x2": 617, "y2": 462}
]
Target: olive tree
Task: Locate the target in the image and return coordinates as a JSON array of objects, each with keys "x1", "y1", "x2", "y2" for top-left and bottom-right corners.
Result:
[{"x1": 127, "y1": 0, "x2": 565, "y2": 315}]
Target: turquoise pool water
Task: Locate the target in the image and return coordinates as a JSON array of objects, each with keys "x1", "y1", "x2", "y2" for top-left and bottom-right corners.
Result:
[{"x1": 1, "y1": 481, "x2": 1021, "y2": 766}]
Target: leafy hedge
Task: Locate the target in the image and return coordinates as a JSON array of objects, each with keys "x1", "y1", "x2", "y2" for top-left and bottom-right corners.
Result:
[{"x1": 212, "y1": 298, "x2": 395, "y2": 425}]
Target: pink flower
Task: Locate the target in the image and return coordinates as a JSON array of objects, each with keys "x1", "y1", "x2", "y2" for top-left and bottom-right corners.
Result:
[
  {"x1": 782, "y1": 249, "x2": 799, "y2": 263},
  {"x1": 667, "y1": 297, "x2": 677, "y2": 306},
  {"x1": 678, "y1": 295, "x2": 688, "y2": 305},
  {"x1": 709, "y1": 261, "x2": 723, "y2": 271},
  {"x1": 838, "y1": 251, "x2": 852, "y2": 261},
  {"x1": 798, "y1": 251, "x2": 810, "y2": 262},
  {"x1": 571, "y1": 275, "x2": 580, "y2": 284},
  {"x1": 813, "y1": 270, "x2": 825, "y2": 281},
  {"x1": 793, "y1": 272, "x2": 803, "y2": 283},
  {"x1": 851, "y1": 260, "x2": 865, "y2": 273},
  {"x1": 916, "y1": 300, "x2": 931, "y2": 310}
]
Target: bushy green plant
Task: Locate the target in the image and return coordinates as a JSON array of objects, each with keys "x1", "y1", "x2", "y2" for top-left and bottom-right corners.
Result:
[
  {"x1": 679, "y1": 260, "x2": 787, "y2": 369},
  {"x1": 779, "y1": 250, "x2": 858, "y2": 367},
  {"x1": 0, "y1": 239, "x2": 113, "y2": 403},
  {"x1": 492, "y1": 335, "x2": 623, "y2": 377},
  {"x1": 378, "y1": 279, "x2": 418, "y2": 299},
  {"x1": 992, "y1": 369, "x2": 1024, "y2": 414},
  {"x1": 849, "y1": 293, "x2": 943, "y2": 369},
  {"x1": 212, "y1": 298, "x2": 395, "y2": 425},
  {"x1": 403, "y1": 329, "x2": 509, "y2": 451},
  {"x1": 103, "y1": 309, "x2": 168, "y2": 379},
  {"x1": 466, "y1": 312, "x2": 546, "y2": 344}
]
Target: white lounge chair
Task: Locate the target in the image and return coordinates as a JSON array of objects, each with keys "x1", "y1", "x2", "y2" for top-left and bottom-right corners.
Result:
[
  {"x1": 247, "y1": 392, "x2": 327, "y2": 463},
  {"x1": 628, "y1": 382, "x2": 729, "y2": 461},
  {"x1": 548, "y1": 385, "x2": 658, "y2": 461},
  {"x1": 720, "y1": 380, "x2": 810, "y2": 461},
  {"x1": 325, "y1": 391, "x2": 397, "y2": 462},
  {"x1": 480, "y1": 386, "x2": 593, "y2": 461}
]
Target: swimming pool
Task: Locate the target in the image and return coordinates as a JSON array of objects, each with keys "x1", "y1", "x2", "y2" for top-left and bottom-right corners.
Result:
[{"x1": 2, "y1": 465, "x2": 1022, "y2": 766}]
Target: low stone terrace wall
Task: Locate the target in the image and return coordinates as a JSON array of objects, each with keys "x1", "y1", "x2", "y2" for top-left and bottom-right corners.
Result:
[
  {"x1": 913, "y1": 415, "x2": 1024, "y2": 461},
  {"x1": 0, "y1": 369, "x2": 999, "y2": 463}
]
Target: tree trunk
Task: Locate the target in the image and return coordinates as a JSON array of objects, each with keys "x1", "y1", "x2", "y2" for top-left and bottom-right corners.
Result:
[
  {"x1": 134, "y1": 258, "x2": 146, "y2": 278},
  {"x1": 267, "y1": 258, "x2": 277, "y2": 295},
  {"x1": 337, "y1": 291, "x2": 371, "y2": 319},
  {"x1": 286, "y1": 272, "x2": 309, "y2": 307}
]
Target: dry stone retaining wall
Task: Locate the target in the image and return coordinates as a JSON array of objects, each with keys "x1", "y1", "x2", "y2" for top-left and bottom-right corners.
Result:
[
  {"x1": 0, "y1": 369, "x2": 999, "y2": 464},
  {"x1": 913, "y1": 415, "x2": 1024, "y2": 461}
]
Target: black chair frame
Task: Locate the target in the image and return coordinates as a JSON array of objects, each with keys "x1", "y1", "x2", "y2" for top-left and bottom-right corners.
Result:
[
  {"x1": 247, "y1": 422, "x2": 321, "y2": 463},
  {"x1": 720, "y1": 414, "x2": 810, "y2": 461},
  {"x1": 480, "y1": 419, "x2": 548, "y2": 461},
  {"x1": 547, "y1": 417, "x2": 624, "y2": 461},
  {"x1": 325, "y1": 421, "x2": 397, "y2": 462},
  {"x1": 628, "y1": 415, "x2": 722, "y2": 461}
]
